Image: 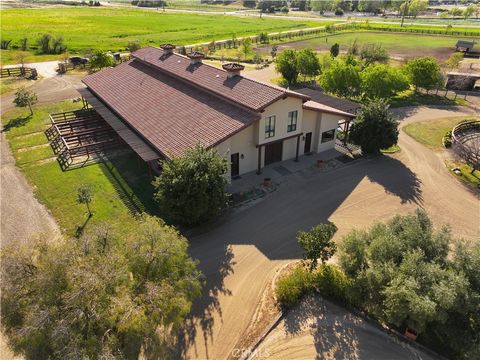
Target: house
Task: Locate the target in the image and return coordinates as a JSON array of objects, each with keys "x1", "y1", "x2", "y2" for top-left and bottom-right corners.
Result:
[{"x1": 79, "y1": 45, "x2": 354, "y2": 178}]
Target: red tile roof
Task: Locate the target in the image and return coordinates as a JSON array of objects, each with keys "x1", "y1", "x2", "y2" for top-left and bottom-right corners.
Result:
[
  {"x1": 303, "y1": 100, "x2": 356, "y2": 118},
  {"x1": 132, "y1": 46, "x2": 308, "y2": 112},
  {"x1": 82, "y1": 59, "x2": 260, "y2": 158}
]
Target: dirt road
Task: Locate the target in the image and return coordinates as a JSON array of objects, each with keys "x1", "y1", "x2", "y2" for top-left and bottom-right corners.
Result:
[
  {"x1": 252, "y1": 296, "x2": 435, "y2": 360},
  {"x1": 180, "y1": 106, "x2": 479, "y2": 359}
]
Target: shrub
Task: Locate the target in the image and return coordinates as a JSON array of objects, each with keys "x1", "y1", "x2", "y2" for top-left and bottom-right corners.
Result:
[
  {"x1": 443, "y1": 131, "x2": 452, "y2": 148},
  {"x1": 314, "y1": 265, "x2": 350, "y2": 303},
  {"x1": 275, "y1": 265, "x2": 314, "y2": 307},
  {"x1": 153, "y1": 145, "x2": 229, "y2": 226},
  {"x1": 0, "y1": 39, "x2": 12, "y2": 50},
  {"x1": 360, "y1": 44, "x2": 389, "y2": 66},
  {"x1": 36, "y1": 34, "x2": 67, "y2": 54},
  {"x1": 334, "y1": 8, "x2": 344, "y2": 15},
  {"x1": 330, "y1": 43, "x2": 340, "y2": 57},
  {"x1": 258, "y1": 32, "x2": 269, "y2": 44},
  {"x1": 281, "y1": 6, "x2": 289, "y2": 13},
  {"x1": 127, "y1": 40, "x2": 141, "y2": 53}
]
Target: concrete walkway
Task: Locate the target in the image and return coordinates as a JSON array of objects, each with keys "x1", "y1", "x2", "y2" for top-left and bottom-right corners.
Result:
[{"x1": 178, "y1": 105, "x2": 479, "y2": 360}]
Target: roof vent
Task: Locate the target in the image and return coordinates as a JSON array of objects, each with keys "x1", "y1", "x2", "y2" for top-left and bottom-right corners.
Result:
[
  {"x1": 187, "y1": 51, "x2": 205, "y2": 64},
  {"x1": 160, "y1": 44, "x2": 176, "y2": 54},
  {"x1": 222, "y1": 63, "x2": 245, "y2": 78}
]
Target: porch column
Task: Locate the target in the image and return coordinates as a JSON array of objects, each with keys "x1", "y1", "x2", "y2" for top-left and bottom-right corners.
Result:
[
  {"x1": 256, "y1": 146, "x2": 262, "y2": 175},
  {"x1": 344, "y1": 120, "x2": 350, "y2": 145},
  {"x1": 295, "y1": 134, "x2": 300, "y2": 162}
]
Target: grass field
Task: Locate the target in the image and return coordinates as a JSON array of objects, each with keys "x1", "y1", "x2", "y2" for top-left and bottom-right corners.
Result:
[
  {"x1": 1, "y1": 101, "x2": 157, "y2": 236},
  {"x1": 0, "y1": 7, "x2": 326, "y2": 64},
  {"x1": 257, "y1": 31, "x2": 478, "y2": 61},
  {"x1": 403, "y1": 116, "x2": 479, "y2": 150}
]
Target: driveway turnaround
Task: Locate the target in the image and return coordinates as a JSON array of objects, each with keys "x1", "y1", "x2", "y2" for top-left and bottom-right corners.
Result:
[
  {"x1": 252, "y1": 296, "x2": 435, "y2": 360},
  {"x1": 179, "y1": 106, "x2": 479, "y2": 360}
]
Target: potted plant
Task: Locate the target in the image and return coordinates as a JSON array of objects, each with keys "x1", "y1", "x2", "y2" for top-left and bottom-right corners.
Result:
[{"x1": 263, "y1": 177, "x2": 272, "y2": 187}]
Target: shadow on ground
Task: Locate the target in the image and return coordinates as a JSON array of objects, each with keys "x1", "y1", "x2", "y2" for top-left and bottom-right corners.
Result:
[
  {"x1": 1, "y1": 114, "x2": 32, "y2": 132},
  {"x1": 175, "y1": 154, "x2": 422, "y2": 358}
]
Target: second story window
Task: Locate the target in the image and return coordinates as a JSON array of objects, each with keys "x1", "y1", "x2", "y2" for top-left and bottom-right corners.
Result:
[
  {"x1": 287, "y1": 110, "x2": 298, "y2": 132},
  {"x1": 265, "y1": 115, "x2": 275, "y2": 139}
]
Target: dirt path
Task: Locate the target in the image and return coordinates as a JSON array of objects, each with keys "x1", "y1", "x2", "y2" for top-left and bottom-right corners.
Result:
[{"x1": 180, "y1": 106, "x2": 479, "y2": 360}]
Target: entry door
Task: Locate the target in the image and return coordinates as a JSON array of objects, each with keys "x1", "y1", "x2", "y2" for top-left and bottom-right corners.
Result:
[
  {"x1": 304, "y1": 132, "x2": 312, "y2": 154},
  {"x1": 231, "y1": 153, "x2": 240, "y2": 178},
  {"x1": 264, "y1": 141, "x2": 283, "y2": 166}
]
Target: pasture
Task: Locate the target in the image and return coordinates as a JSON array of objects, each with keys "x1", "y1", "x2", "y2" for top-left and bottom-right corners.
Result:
[
  {"x1": 257, "y1": 31, "x2": 479, "y2": 61},
  {"x1": 0, "y1": 7, "x2": 327, "y2": 64}
]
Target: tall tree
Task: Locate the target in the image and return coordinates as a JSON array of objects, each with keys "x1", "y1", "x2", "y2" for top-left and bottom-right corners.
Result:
[
  {"x1": 349, "y1": 99, "x2": 399, "y2": 154},
  {"x1": 1, "y1": 217, "x2": 202, "y2": 359},
  {"x1": 404, "y1": 57, "x2": 443, "y2": 92},
  {"x1": 319, "y1": 60, "x2": 361, "y2": 99},
  {"x1": 296, "y1": 48, "x2": 321, "y2": 81},
  {"x1": 154, "y1": 145, "x2": 229, "y2": 226},
  {"x1": 275, "y1": 49, "x2": 300, "y2": 86},
  {"x1": 361, "y1": 64, "x2": 409, "y2": 99},
  {"x1": 297, "y1": 222, "x2": 338, "y2": 271}
]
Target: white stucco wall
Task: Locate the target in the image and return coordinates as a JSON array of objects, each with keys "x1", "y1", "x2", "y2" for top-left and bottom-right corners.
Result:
[
  {"x1": 215, "y1": 97, "x2": 348, "y2": 177},
  {"x1": 258, "y1": 97, "x2": 304, "y2": 146}
]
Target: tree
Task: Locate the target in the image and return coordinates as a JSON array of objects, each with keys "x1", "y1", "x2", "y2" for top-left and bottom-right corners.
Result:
[
  {"x1": 463, "y1": 4, "x2": 475, "y2": 19},
  {"x1": 258, "y1": 32, "x2": 269, "y2": 44},
  {"x1": 127, "y1": 40, "x2": 141, "y2": 53},
  {"x1": 270, "y1": 44, "x2": 278, "y2": 59},
  {"x1": 13, "y1": 87, "x2": 38, "y2": 115},
  {"x1": 243, "y1": 0, "x2": 256, "y2": 7},
  {"x1": 338, "y1": 210, "x2": 468, "y2": 333},
  {"x1": 360, "y1": 43, "x2": 389, "y2": 66},
  {"x1": 449, "y1": 6, "x2": 463, "y2": 17},
  {"x1": 330, "y1": 43, "x2": 340, "y2": 57},
  {"x1": 275, "y1": 49, "x2": 299, "y2": 86},
  {"x1": 20, "y1": 37, "x2": 28, "y2": 51},
  {"x1": 36, "y1": 34, "x2": 66, "y2": 55},
  {"x1": 77, "y1": 184, "x2": 93, "y2": 217},
  {"x1": 240, "y1": 37, "x2": 253, "y2": 60},
  {"x1": 154, "y1": 145, "x2": 229, "y2": 226},
  {"x1": 319, "y1": 60, "x2": 361, "y2": 99},
  {"x1": 89, "y1": 50, "x2": 115, "y2": 71},
  {"x1": 404, "y1": 57, "x2": 443, "y2": 92},
  {"x1": 361, "y1": 64, "x2": 409, "y2": 99},
  {"x1": 1, "y1": 216, "x2": 202, "y2": 359},
  {"x1": 296, "y1": 48, "x2": 321, "y2": 81},
  {"x1": 297, "y1": 222, "x2": 338, "y2": 271},
  {"x1": 312, "y1": 0, "x2": 333, "y2": 13},
  {"x1": 349, "y1": 99, "x2": 399, "y2": 154},
  {"x1": 405, "y1": 0, "x2": 428, "y2": 18}
]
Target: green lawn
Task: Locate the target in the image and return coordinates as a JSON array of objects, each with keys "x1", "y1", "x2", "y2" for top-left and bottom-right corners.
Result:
[
  {"x1": 390, "y1": 91, "x2": 467, "y2": 108},
  {"x1": 2, "y1": 101, "x2": 158, "y2": 236},
  {"x1": 0, "y1": 7, "x2": 326, "y2": 64},
  {"x1": 262, "y1": 31, "x2": 478, "y2": 60},
  {"x1": 448, "y1": 161, "x2": 480, "y2": 190},
  {"x1": 403, "y1": 116, "x2": 480, "y2": 150}
]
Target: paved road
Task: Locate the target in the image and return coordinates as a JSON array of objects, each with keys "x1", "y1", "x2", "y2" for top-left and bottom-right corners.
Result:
[{"x1": 179, "y1": 106, "x2": 479, "y2": 360}]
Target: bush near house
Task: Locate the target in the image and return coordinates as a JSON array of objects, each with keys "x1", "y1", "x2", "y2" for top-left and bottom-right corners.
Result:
[
  {"x1": 153, "y1": 145, "x2": 229, "y2": 226},
  {"x1": 349, "y1": 99, "x2": 399, "y2": 154}
]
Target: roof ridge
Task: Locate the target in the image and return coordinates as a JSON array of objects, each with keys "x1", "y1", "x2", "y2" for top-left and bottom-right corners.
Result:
[{"x1": 133, "y1": 46, "x2": 309, "y2": 109}]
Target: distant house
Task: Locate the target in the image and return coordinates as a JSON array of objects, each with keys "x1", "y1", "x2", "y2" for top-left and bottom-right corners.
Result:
[{"x1": 80, "y1": 45, "x2": 354, "y2": 178}]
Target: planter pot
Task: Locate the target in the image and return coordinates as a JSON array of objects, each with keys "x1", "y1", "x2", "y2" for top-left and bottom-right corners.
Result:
[
  {"x1": 316, "y1": 159, "x2": 324, "y2": 168},
  {"x1": 404, "y1": 328, "x2": 417, "y2": 341},
  {"x1": 263, "y1": 178, "x2": 272, "y2": 187}
]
